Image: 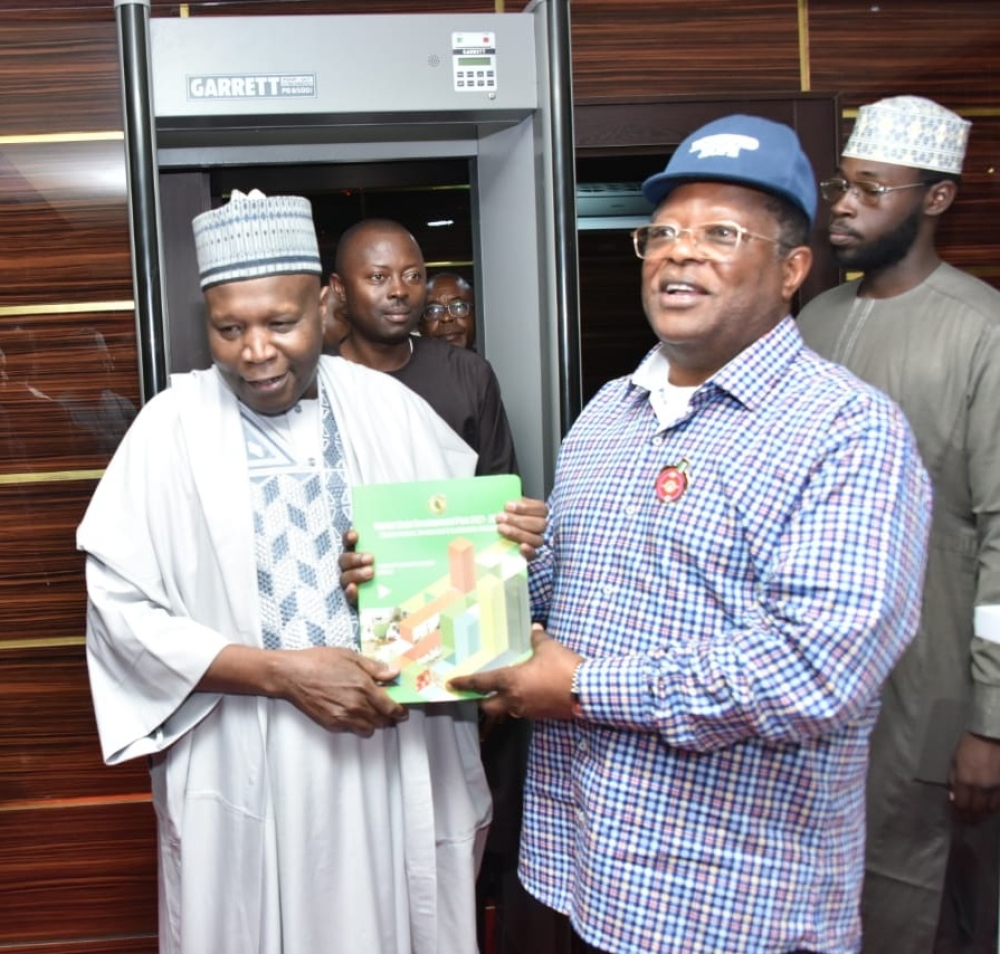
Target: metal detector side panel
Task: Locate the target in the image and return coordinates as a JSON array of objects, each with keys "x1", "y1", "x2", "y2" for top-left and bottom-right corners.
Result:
[{"x1": 149, "y1": 14, "x2": 537, "y2": 124}]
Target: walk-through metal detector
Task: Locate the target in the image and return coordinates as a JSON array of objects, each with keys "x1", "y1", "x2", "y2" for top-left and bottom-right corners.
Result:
[{"x1": 115, "y1": 0, "x2": 580, "y2": 498}]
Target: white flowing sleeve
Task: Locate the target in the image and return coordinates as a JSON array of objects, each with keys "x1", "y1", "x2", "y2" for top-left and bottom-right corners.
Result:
[{"x1": 78, "y1": 379, "x2": 250, "y2": 764}]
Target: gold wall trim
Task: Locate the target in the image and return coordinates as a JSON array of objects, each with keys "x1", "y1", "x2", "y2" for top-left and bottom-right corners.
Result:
[
  {"x1": 0, "y1": 131, "x2": 124, "y2": 146},
  {"x1": 797, "y1": 0, "x2": 811, "y2": 93},
  {"x1": 0, "y1": 469, "x2": 105, "y2": 486},
  {"x1": 0, "y1": 792, "x2": 152, "y2": 813},
  {"x1": 1, "y1": 636, "x2": 85, "y2": 651},
  {"x1": 0, "y1": 301, "x2": 134, "y2": 318},
  {"x1": 426, "y1": 260, "x2": 474, "y2": 269}
]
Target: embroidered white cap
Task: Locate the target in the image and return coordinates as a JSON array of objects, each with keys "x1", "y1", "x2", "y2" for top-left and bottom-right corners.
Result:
[
  {"x1": 192, "y1": 189, "x2": 322, "y2": 290},
  {"x1": 843, "y1": 96, "x2": 971, "y2": 176}
]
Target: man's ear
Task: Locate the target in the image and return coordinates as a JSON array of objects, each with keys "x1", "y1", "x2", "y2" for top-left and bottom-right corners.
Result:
[
  {"x1": 924, "y1": 180, "x2": 957, "y2": 218},
  {"x1": 329, "y1": 274, "x2": 346, "y2": 302},
  {"x1": 781, "y1": 245, "x2": 813, "y2": 302}
]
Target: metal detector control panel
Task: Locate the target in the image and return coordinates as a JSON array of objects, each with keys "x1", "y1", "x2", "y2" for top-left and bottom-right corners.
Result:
[
  {"x1": 452, "y1": 31, "x2": 497, "y2": 93},
  {"x1": 150, "y1": 14, "x2": 535, "y2": 122}
]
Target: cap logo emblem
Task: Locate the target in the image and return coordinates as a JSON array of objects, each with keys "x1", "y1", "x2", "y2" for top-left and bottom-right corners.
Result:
[{"x1": 689, "y1": 133, "x2": 760, "y2": 159}]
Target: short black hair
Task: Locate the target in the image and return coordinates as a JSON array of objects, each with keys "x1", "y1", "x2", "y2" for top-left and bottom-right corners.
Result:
[
  {"x1": 920, "y1": 170, "x2": 961, "y2": 188},
  {"x1": 761, "y1": 192, "x2": 811, "y2": 252}
]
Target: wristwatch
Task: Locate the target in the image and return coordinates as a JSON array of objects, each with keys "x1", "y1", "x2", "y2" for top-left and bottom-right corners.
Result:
[{"x1": 570, "y1": 662, "x2": 584, "y2": 719}]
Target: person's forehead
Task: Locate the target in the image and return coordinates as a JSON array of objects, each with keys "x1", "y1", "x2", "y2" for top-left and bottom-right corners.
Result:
[
  {"x1": 207, "y1": 271, "x2": 317, "y2": 301},
  {"x1": 427, "y1": 277, "x2": 468, "y2": 301},
  {"x1": 838, "y1": 156, "x2": 921, "y2": 182},
  {"x1": 347, "y1": 229, "x2": 423, "y2": 267}
]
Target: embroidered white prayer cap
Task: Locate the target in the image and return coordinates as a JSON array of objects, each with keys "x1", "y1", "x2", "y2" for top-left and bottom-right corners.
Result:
[
  {"x1": 193, "y1": 189, "x2": 322, "y2": 290},
  {"x1": 843, "y1": 96, "x2": 971, "y2": 176}
]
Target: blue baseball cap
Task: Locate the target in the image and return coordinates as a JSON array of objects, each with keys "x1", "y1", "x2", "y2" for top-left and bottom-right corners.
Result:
[{"x1": 641, "y1": 114, "x2": 818, "y2": 227}]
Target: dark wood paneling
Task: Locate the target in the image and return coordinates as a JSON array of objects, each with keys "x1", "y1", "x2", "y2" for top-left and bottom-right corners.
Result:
[
  {"x1": 1, "y1": 313, "x2": 139, "y2": 474},
  {"x1": 0, "y1": 801, "x2": 157, "y2": 943},
  {"x1": 570, "y1": 0, "x2": 802, "y2": 102},
  {"x1": 927, "y1": 117, "x2": 1000, "y2": 279},
  {"x1": 0, "y1": 142, "x2": 132, "y2": 307},
  {"x1": 578, "y1": 229, "x2": 655, "y2": 402},
  {"x1": 0, "y1": 645, "x2": 150, "y2": 803},
  {"x1": 0, "y1": 19, "x2": 120, "y2": 133},
  {"x1": 0, "y1": 481, "x2": 94, "y2": 642},
  {"x1": 810, "y1": 2, "x2": 1000, "y2": 107}
]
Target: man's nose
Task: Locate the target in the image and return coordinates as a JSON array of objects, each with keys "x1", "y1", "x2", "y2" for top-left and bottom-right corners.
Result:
[
  {"x1": 665, "y1": 230, "x2": 705, "y2": 262},
  {"x1": 242, "y1": 328, "x2": 276, "y2": 362},
  {"x1": 830, "y1": 189, "x2": 857, "y2": 217}
]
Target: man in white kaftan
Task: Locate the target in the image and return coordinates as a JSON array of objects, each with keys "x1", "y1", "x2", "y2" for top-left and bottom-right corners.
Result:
[{"x1": 78, "y1": 191, "x2": 493, "y2": 954}]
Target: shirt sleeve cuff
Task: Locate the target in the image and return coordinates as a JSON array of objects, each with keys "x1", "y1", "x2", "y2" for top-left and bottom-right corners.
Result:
[
  {"x1": 969, "y1": 681, "x2": 1000, "y2": 740},
  {"x1": 975, "y1": 604, "x2": 1000, "y2": 644},
  {"x1": 572, "y1": 655, "x2": 651, "y2": 727}
]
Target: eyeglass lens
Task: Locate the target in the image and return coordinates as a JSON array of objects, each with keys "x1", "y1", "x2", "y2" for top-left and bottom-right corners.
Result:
[
  {"x1": 633, "y1": 223, "x2": 747, "y2": 261},
  {"x1": 425, "y1": 301, "x2": 470, "y2": 319}
]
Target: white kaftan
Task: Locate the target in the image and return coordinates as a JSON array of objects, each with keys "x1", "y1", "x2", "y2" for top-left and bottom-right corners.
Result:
[{"x1": 78, "y1": 357, "x2": 491, "y2": 954}]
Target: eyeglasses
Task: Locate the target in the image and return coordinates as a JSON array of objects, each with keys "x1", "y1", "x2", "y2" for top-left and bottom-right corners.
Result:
[
  {"x1": 819, "y1": 176, "x2": 927, "y2": 206},
  {"x1": 632, "y1": 221, "x2": 780, "y2": 262},
  {"x1": 423, "y1": 301, "x2": 471, "y2": 321}
]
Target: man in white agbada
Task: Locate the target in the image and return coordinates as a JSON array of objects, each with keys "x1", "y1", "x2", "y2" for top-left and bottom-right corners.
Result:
[{"x1": 78, "y1": 190, "x2": 535, "y2": 953}]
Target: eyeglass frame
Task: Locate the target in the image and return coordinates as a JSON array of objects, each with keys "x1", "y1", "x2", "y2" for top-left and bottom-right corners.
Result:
[
  {"x1": 631, "y1": 220, "x2": 782, "y2": 262},
  {"x1": 422, "y1": 300, "x2": 472, "y2": 321},
  {"x1": 819, "y1": 176, "x2": 928, "y2": 206}
]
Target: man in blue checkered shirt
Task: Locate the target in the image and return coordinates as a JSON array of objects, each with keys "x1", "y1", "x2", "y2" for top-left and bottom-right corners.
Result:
[{"x1": 451, "y1": 115, "x2": 934, "y2": 953}]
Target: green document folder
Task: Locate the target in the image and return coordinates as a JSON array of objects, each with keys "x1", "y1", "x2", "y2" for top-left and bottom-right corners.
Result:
[{"x1": 352, "y1": 474, "x2": 532, "y2": 703}]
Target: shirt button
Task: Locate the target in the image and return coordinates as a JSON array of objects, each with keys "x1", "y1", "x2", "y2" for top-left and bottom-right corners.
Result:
[
  {"x1": 626, "y1": 504, "x2": 638, "y2": 516},
  {"x1": 295, "y1": 405, "x2": 303, "y2": 413}
]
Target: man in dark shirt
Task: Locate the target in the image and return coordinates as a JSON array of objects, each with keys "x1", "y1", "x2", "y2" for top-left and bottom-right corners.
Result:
[{"x1": 327, "y1": 219, "x2": 517, "y2": 477}]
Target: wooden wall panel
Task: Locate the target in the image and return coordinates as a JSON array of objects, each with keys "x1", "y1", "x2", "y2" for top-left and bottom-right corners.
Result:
[
  {"x1": 0, "y1": 19, "x2": 120, "y2": 134},
  {"x1": 0, "y1": 141, "x2": 131, "y2": 307},
  {"x1": 0, "y1": 481, "x2": 93, "y2": 642},
  {"x1": 0, "y1": 801, "x2": 157, "y2": 944},
  {"x1": 929, "y1": 116, "x2": 1000, "y2": 281},
  {"x1": 569, "y1": 0, "x2": 802, "y2": 102},
  {"x1": 809, "y1": 2, "x2": 1000, "y2": 107},
  {"x1": 577, "y1": 229, "x2": 655, "y2": 403},
  {"x1": 0, "y1": 645, "x2": 149, "y2": 803},
  {"x1": 0, "y1": 312, "x2": 139, "y2": 472}
]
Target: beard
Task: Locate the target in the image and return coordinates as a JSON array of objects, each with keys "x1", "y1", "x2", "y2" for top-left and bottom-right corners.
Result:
[{"x1": 831, "y1": 201, "x2": 923, "y2": 273}]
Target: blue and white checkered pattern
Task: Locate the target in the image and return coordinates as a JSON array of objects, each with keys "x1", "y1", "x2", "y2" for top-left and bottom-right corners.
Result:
[
  {"x1": 523, "y1": 318, "x2": 932, "y2": 953},
  {"x1": 243, "y1": 391, "x2": 357, "y2": 652}
]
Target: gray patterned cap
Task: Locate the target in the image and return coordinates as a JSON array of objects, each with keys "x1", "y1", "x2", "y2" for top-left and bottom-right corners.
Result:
[
  {"x1": 193, "y1": 189, "x2": 322, "y2": 290},
  {"x1": 843, "y1": 96, "x2": 971, "y2": 176}
]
